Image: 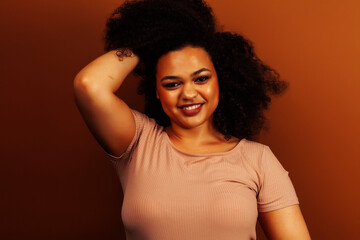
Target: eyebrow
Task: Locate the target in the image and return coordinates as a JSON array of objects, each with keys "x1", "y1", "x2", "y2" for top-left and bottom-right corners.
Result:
[{"x1": 160, "y1": 68, "x2": 211, "y2": 82}]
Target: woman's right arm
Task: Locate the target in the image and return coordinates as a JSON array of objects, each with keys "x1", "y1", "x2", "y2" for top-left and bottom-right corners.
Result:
[{"x1": 73, "y1": 50, "x2": 140, "y2": 157}]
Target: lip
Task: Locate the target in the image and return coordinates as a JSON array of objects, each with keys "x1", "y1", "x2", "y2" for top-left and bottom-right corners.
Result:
[{"x1": 178, "y1": 103, "x2": 204, "y2": 116}]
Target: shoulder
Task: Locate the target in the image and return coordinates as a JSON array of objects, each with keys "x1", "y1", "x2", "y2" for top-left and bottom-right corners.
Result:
[
  {"x1": 240, "y1": 139, "x2": 267, "y2": 152},
  {"x1": 238, "y1": 139, "x2": 268, "y2": 163},
  {"x1": 131, "y1": 109, "x2": 161, "y2": 131},
  {"x1": 108, "y1": 109, "x2": 164, "y2": 161},
  {"x1": 130, "y1": 109, "x2": 154, "y2": 126},
  {"x1": 238, "y1": 139, "x2": 284, "y2": 173},
  {"x1": 130, "y1": 109, "x2": 165, "y2": 142}
]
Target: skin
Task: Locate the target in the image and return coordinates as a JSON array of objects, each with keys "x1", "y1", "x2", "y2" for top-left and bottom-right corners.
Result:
[
  {"x1": 73, "y1": 50, "x2": 139, "y2": 157},
  {"x1": 74, "y1": 47, "x2": 310, "y2": 239},
  {"x1": 155, "y1": 46, "x2": 239, "y2": 154},
  {"x1": 259, "y1": 205, "x2": 311, "y2": 240},
  {"x1": 156, "y1": 47, "x2": 219, "y2": 133},
  {"x1": 156, "y1": 46, "x2": 311, "y2": 239}
]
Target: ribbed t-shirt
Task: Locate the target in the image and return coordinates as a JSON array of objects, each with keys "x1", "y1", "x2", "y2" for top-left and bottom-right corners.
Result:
[{"x1": 107, "y1": 109, "x2": 299, "y2": 240}]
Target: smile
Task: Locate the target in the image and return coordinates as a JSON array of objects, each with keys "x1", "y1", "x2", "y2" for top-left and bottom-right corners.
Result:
[
  {"x1": 182, "y1": 104, "x2": 202, "y2": 110},
  {"x1": 178, "y1": 103, "x2": 204, "y2": 116}
]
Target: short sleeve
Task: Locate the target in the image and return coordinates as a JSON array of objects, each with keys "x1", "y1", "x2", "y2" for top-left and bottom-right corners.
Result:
[
  {"x1": 105, "y1": 109, "x2": 146, "y2": 162},
  {"x1": 257, "y1": 146, "x2": 299, "y2": 212}
]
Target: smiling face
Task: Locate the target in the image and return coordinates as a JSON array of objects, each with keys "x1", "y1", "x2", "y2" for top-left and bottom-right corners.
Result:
[{"x1": 156, "y1": 46, "x2": 219, "y2": 130}]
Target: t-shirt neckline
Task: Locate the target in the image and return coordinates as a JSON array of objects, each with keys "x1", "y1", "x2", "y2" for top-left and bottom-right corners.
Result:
[{"x1": 163, "y1": 130, "x2": 245, "y2": 157}]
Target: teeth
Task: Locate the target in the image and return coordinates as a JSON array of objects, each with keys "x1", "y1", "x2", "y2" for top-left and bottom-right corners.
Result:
[{"x1": 183, "y1": 104, "x2": 201, "y2": 110}]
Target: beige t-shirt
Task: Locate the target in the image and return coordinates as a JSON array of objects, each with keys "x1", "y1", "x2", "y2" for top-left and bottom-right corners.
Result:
[{"x1": 108, "y1": 110, "x2": 299, "y2": 240}]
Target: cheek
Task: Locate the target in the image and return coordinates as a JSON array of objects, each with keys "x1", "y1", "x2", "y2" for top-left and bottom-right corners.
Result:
[
  {"x1": 158, "y1": 88, "x2": 170, "y2": 98},
  {"x1": 206, "y1": 81, "x2": 219, "y2": 103},
  {"x1": 158, "y1": 89, "x2": 179, "y2": 107}
]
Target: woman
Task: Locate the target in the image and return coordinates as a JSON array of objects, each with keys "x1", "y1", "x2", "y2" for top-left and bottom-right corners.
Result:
[{"x1": 74, "y1": 0, "x2": 311, "y2": 239}]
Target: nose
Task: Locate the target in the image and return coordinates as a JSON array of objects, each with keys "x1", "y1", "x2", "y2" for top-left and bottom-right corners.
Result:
[{"x1": 181, "y1": 82, "x2": 197, "y2": 99}]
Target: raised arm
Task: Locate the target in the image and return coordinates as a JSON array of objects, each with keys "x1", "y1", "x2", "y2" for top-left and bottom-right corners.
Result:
[{"x1": 73, "y1": 50, "x2": 139, "y2": 157}]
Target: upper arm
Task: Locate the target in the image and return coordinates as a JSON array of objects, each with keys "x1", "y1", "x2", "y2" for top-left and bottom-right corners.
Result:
[
  {"x1": 258, "y1": 205, "x2": 311, "y2": 240},
  {"x1": 73, "y1": 78, "x2": 136, "y2": 157}
]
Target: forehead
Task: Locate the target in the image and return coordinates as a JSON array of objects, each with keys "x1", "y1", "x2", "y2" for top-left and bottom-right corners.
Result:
[{"x1": 156, "y1": 46, "x2": 214, "y2": 77}]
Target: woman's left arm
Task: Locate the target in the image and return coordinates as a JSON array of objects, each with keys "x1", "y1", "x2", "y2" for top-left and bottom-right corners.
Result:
[{"x1": 258, "y1": 205, "x2": 311, "y2": 240}]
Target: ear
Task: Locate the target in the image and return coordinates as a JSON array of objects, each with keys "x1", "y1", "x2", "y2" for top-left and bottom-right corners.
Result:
[{"x1": 156, "y1": 90, "x2": 160, "y2": 99}]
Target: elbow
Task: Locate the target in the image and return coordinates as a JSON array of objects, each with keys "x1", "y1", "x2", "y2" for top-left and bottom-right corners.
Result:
[
  {"x1": 73, "y1": 75, "x2": 98, "y2": 105},
  {"x1": 73, "y1": 74, "x2": 88, "y2": 92},
  {"x1": 73, "y1": 75, "x2": 89, "y2": 105},
  {"x1": 73, "y1": 70, "x2": 90, "y2": 89},
  {"x1": 73, "y1": 75, "x2": 110, "y2": 106},
  {"x1": 73, "y1": 73, "x2": 112, "y2": 96},
  {"x1": 73, "y1": 75, "x2": 101, "y2": 110},
  {"x1": 73, "y1": 74, "x2": 98, "y2": 96}
]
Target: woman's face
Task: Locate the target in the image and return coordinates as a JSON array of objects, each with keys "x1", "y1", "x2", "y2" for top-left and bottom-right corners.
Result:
[{"x1": 156, "y1": 46, "x2": 219, "y2": 130}]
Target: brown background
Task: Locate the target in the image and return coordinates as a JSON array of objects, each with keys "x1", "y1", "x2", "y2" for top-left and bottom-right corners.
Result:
[{"x1": 1, "y1": 0, "x2": 359, "y2": 239}]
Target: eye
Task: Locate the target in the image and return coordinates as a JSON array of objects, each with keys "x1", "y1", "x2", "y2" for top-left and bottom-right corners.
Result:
[
  {"x1": 194, "y1": 76, "x2": 210, "y2": 84},
  {"x1": 163, "y1": 82, "x2": 181, "y2": 89}
]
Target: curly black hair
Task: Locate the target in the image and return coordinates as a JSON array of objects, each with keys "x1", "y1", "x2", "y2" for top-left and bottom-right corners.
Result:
[{"x1": 104, "y1": 0, "x2": 287, "y2": 140}]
